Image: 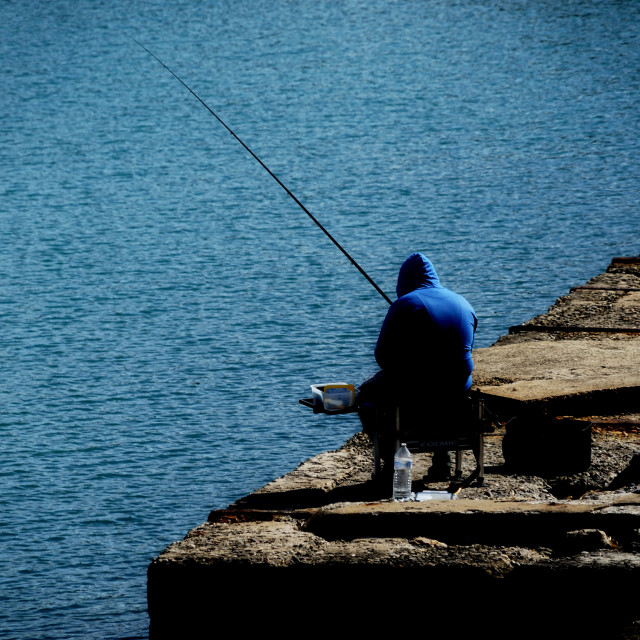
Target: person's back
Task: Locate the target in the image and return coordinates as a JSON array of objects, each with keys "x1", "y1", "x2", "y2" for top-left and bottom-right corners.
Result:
[{"x1": 374, "y1": 253, "x2": 477, "y2": 401}]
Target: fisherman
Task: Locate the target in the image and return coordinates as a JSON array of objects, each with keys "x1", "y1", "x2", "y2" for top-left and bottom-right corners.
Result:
[{"x1": 358, "y1": 252, "x2": 478, "y2": 481}]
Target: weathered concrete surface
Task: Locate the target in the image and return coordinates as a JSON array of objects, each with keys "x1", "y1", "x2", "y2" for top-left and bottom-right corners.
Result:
[
  {"x1": 149, "y1": 488, "x2": 640, "y2": 638},
  {"x1": 148, "y1": 258, "x2": 640, "y2": 639},
  {"x1": 509, "y1": 258, "x2": 640, "y2": 332},
  {"x1": 474, "y1": 340, "x2": 640, "y2": 401},
  {"x1": 149, "y1": 485, "x2": 640, "y2": 638},
  {"x1": 473, "y1": 257, "x2": 640, "y2": 417},
  {"x1": 305, "y1": 495, "x2": 640, "y2": 546},
  {"x1": 157, "y1": 494, "x2": 640, "y2": 564},
  {"x1": 472, "y1": 339, "x2": 640, "y2": 421}
]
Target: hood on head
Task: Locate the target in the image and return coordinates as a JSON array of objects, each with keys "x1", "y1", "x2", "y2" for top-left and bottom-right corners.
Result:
[{"x1": 396, "y1": 252, "x2": 440, "y2": 298}]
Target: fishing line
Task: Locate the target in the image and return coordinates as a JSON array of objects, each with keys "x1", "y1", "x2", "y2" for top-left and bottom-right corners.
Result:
[{"x1": 131, "y1": 37, "x2": 392, "y2": 306}]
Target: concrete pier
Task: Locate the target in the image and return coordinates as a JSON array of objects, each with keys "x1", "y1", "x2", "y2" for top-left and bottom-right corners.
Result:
[
  {"x1": 474, "y1": 256, "x2": 640, "y2": 420},
  {"x1": 148, "y1": 258, "x2": 640, "y2": 639}
]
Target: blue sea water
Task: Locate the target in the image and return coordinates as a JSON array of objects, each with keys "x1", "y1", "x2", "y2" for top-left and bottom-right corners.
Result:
[{"x1": 1, "y1": 0, "x2": 638, "y2": 637}]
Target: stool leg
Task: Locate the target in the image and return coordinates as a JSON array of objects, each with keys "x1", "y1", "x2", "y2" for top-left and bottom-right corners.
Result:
[
  {"x1": 474, "y1": 396, "x2": 486, "y2": 486},
  {"x1": 477, "y1": 433, "x2": 485, "y2": 485},
  {"x1": 373, "y1": 431, "x2": 381, "y2": 479},
  {"x1": 455, "y1": 449, "x2": 463, "y2": 479},
  {"x1": 393, "y1": 406, "x2": 401, "y2": 457}
]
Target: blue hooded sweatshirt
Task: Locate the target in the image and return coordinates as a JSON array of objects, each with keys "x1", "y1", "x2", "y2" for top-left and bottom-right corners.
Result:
[{"x1": 374, "y1": 253, "x2": 477, "y2": 396}]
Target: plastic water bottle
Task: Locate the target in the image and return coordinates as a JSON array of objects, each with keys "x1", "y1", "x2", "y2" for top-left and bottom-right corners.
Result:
[{"x1": 392, "y1": 443, "x2": 413, "y2": 501}]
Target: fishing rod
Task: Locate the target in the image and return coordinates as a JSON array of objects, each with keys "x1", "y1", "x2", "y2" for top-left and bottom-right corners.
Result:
[{"x1": 131, "y1": 38, "x2": 392, "y2": 306}]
